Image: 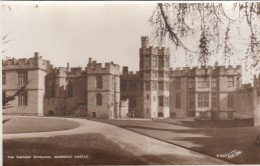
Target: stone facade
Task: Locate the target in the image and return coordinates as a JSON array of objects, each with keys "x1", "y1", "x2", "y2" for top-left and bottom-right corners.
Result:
[
  {"x1": 2, "y1": 52, "x2": 53, "y2": 116},
  {"x1": 2, "y1": 36, "x2": 259, "y2": 121},
  {"x1": 170, "y1": 65, "x2": 242, "y2": 120},
  {"x1": 121, "y1": 36, "x2": 170, "y2": 119},
  {"x1": 44, "y1": 58, "x2": 121, "y2": 119}
]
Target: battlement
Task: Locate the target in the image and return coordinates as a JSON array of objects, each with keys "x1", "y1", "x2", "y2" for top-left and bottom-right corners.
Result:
[
  {"x1": 140, "y1": 36, "x2": 170, "y2": 56},
  {"x1": 86, "y1": 57, "x2": 120, "y2": 75},
  {"x1": 170, "y1": 65, "x2": 242, "y2": 77},
  {"x1": 2, "y1": 52, "x2": 52, "y2": 71}
]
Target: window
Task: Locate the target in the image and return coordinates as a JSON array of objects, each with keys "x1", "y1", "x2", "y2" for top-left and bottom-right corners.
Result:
[
  {"x1": 152, "y1": 56, "x2": 157, "y2": 67},
  {"x1": 18, "y1": 90, "x2": 27, "y2": 106},
  {"x1": 159, "y1": 96, "x2": 164, "y2": 106},
  {"x1": 96, "y1": 76, "x2": 103, "y2": 89},
  {"x1": 211, "y1": 93, "x2": 217, "y2": 107},
  {"x1": 158, "y1": 71, "x2": 164, "y2": 77},
  {"x1": 198, "y1": 93, "x2": 209, "y2": 107},
  {"x1": 144, "y1": 71, "x2": 150, "y2": 78},
  {"x1": 152, "y1": 81, "x2": 157, "y2": 90},
  {"x1": 96, "y1": 93, "x2": 102, "y2": 106},
  {"x1": 68, "y1": 81, "x2": 73, "y2": 97},
  {"x1": 158, "y1": 81, "x2": 164, "y2": 90},
  {"x1": 18, "y1": 71, "x2": 27, "y2": 85},
  {"x1": 130, "y1": 98, "x2": 137, "y2": 107},
  {"x1": 159, "y1": 56, "x2": 164, "y2": 67},
  {"x1": 228, "y1": 76, "x2": 234, "y2": 87},
  {"x1": 144, "y1": 56, "x2": 150, "y2": 67},
  {"x1": 2, "y1": 91, "x2": 6, "y2": 106},
  {"x1": 129, "y1": 82, "x2": 137, "y2": 91},
  {"x1": 147, "y1": 94, "x2": 149, "y2": 99},
  {"x1": 147, "y1": 109, "x2": 149, "y2": 114},
  {"x1": 165, "y1": 82, "x2": 169, "y2": 90},
  {"x1": 51, "y1": 82, "x2": 55, "y2": 98},
  {"x1": 164, "y1": 56, "x2": 169, "y2": 67},
  {"x1": 152, "y1": 71, "x2": 157, "y2": 78},
  {"x1": 228, "y1": 93, "x2": 233, "y2": 108},
  {"x1": 2, "y1": 72, "x2": 6, "y2": 84},
  {"x1": 175, "y1": 78, "x2": 181, "y2": 90},
  {"x1": 188, "y1": 93, "x2": 195, "y2": 108},
  {"x1": 188, "y1": 78, "x2": 195, "y2": 89},
  {"x1": 211, "y1": 77, "x2": 217, "y2": 88},
  {"x1": 145, "y1": 82, "x2": 151, "y2": 90},
  {"x1": 176, "y1": 93, "x2": 181, "y2": 108},
  {"x1": 111, "y1": 76, "x2": 114, "y2": 90},
  {"x1": 198, "y1": 77, "x2": 209, "y2": 88},
  {"x1": 121, "y1": 81, "x2": 127, "y2": 91}
]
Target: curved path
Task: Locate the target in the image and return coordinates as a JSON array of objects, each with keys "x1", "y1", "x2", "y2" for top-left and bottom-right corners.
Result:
[{"x1": 3, "y1": 117, "x2": 229, "y2": 164}]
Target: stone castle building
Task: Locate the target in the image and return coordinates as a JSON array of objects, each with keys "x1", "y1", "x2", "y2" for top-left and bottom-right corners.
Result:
[
  {"x1": 44, "y1": 58, "x2": 122, "y2": 119},
  {"x1": 170, "y1": 65, "x2": 242, "y2": 120},
  {"x1": 2, "y1": 52, "x2": 52, "y2": 115},
  {"x1": 1, "y1": 36, "x2": 258, "y2": 121},
  {"x1": 121, "y1": 36, "x2": 170, "y2": 119},
  {"x1": 2, "y1": 53, "x2": 128, "y2": 119}
]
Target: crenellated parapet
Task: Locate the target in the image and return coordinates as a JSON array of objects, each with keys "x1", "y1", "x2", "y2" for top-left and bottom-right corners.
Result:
[
  {"x1": 140, "y1": 46, "x2": 170, "y2": 56},
  {"x1": 217, "y1": 65, "x2": 242, "y2": 76},
  {"x1": 86, "y1": 58, "x2": 120, "y2": 75},
  {"x1": 140, "y1": 36, "x2": 170, "y2": 56},
  {"x1": 170, "y1": 65, "x2": 242, "y2": 77},
  {"x1": 121, "y1": 66, "x2": 140, "y2": 80},
  {"x1": 2, "y1": 52, "x2": 53, "y2": 71}
]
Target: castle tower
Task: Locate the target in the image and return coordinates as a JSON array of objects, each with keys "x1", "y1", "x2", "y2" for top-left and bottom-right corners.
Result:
[
  {"x1": 139, "y1": 36, "x2": 170, "y2": 118},
  {"x1": 86, "y1": 59, "x2": 120, "y2": 119},
  {"x1": 2, "y1": 52, "x2": 52, "y2": 116}
]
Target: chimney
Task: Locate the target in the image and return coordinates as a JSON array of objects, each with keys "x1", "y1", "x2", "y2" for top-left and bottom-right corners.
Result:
[{"x1": 34, "y1": 52, "x2": 39, "y2": 58}]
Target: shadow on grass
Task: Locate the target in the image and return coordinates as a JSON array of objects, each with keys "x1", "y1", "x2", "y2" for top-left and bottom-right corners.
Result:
[
  {"x1": 125, "y1": 125, "x2": 260, "y2": 164},
  {"x1": 3, "y1": 133, "x2": 146, "y2": 166},
  {"x1": 93, "y1": 119, "x2": 260, "y2": 164},
  {"x1": 157, "y1": 119, "x2": 254, "y2": 128}
]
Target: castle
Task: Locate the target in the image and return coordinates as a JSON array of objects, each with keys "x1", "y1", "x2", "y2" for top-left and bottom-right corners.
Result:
[{"x1": 2, "y1": 36, "x2": 259, "y2": 122}]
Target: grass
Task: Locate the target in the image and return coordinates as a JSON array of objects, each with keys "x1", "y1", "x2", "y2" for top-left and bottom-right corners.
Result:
[
  {"x1": 3, "y1": 117, "x2": 79, "y2": 134},
  {"x1": 3, "y1": 133, "x2": 146, "y2": 166},
  {"x1": 92, "y1": 118, "x2": 260, "y2": 164}
]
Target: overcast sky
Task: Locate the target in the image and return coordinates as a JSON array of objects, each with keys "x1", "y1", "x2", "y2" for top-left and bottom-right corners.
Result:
[
  {"x1": 1, "y1": 2, "x2": 259, "y2": 83},
  {"x1": 1, "y1": 2, "x2": 158, "y2": 72}
]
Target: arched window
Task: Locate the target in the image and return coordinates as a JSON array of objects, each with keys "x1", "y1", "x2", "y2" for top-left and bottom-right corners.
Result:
[
  {"x1": 68, "y1": 81, "x2": 73, "y2": 97},
  {"x1": 96, "y1": 93, "x2": 102, "y2": 106},
  {"x1": 51, "y1": 82, "x2": 55, "y2": 98},
  {"x1": 96, "y1": 76, "x2": 103, "y2": 89}
]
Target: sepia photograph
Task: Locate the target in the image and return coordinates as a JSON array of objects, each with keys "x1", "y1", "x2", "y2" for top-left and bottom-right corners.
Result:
[{"x1": 1, "y1": 1, "x2": 260, "y2": 165}]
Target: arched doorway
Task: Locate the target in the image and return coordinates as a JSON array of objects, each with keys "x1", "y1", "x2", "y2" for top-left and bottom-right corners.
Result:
[
  {"x1": 48, "y1": 110, "x2": 54, "y2": 116},
  {"x1": 158, "y1": 112, "x2": 163, "y2": 117}
]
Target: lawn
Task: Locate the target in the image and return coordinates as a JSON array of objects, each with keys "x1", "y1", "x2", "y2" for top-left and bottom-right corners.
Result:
[
  {"x1": 3, "y1": 116, "x2": 79, "y2": 134},
  {"x1": 92, "y1": 118, "x2": 260, "y2": 164},
  {"x1": 3, "y1": 133, "x2": 146, "y2": 165}
]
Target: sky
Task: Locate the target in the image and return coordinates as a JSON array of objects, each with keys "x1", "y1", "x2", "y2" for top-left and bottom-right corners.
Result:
[
  {"x1": 1, "y1": 2, "x2": 259, "y2": 83},
  {"x1": 1, "y1": 2, "x2": 157, "y2": 71}
]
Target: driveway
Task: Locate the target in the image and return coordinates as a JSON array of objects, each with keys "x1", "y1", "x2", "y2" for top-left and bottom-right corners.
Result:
[{"x1": 3, "y1": 117, "x2": 229, "y2": 164}]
